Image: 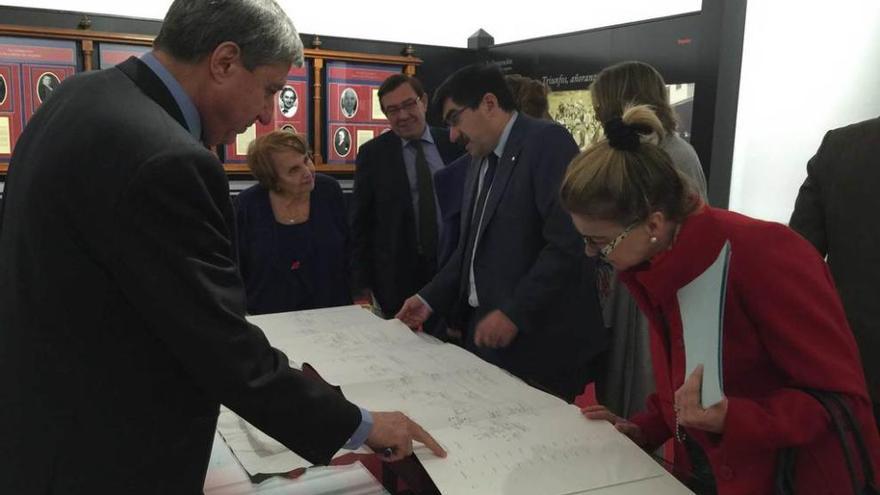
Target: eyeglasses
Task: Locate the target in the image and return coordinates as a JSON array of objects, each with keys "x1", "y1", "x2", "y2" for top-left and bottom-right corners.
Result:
[
  {"x1": 384, "y1": 97, "x2": 421, "y2": 118},
  {"x1": 444, "y1": 106, "x2": 468, "y2": 127},
  {"x1": 582, "y1": 221, "x2": 640, "y2": 259}
]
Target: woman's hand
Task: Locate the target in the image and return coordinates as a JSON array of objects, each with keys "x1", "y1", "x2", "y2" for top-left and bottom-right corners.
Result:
[
  {"x1": 581, "y1": 404, "x2": 646, "y2": 447},
  {"x1": 674, "y1": 365, "x2": 728, "y2": 434}
]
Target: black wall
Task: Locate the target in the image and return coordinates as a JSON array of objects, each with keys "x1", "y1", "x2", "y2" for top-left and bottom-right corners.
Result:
[{"x1": 479, "y1": 0, "x2": 747, "y2": 207}]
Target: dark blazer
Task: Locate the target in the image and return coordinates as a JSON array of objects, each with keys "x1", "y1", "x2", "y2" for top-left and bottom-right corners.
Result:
[
  {"x1": 235, "y1": 175, "x2": 353, "y2": 315},
  {"x1": 433, "y1": 154, "x2": 470, "y2": 268},
  {"x1": 0, "y1": 57, "x2": 360, "y2": 493},
  {"x1": 351, "y1": 126, "x2": 462, "y2": 316},
  {"x1": 419, "y1": 114, "x2": 607, "y2": 400},
  {"x1": 790, "y1": 116, "x2": 880, "y2": 402}
]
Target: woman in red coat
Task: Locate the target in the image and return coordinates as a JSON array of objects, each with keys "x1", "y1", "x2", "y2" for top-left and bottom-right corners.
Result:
[{"x1": 560, "y1": 104, "x2": 880, "y2": 494}]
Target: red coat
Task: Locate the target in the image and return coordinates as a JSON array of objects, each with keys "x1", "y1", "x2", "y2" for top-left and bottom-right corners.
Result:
[{"x1": 620, "y1": 206, "x2": 880, "y2": 495}]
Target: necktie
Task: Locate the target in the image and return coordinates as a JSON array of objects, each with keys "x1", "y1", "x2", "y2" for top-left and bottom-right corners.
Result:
[
  {"x1": 413, "y1": 140, "x2": 437, "y2": 261},
  {"x1": 462, "y1": 153, "x2": 499, "y2": 281}
]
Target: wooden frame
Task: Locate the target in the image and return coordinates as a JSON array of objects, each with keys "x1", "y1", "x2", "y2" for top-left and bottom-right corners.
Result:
[{"x1": 0, "y1": 24, "x2": 421, "y2": 176}]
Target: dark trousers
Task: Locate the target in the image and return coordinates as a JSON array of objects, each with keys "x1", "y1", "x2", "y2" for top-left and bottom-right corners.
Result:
[{"x1": 460, "y1": 305, "x2": 594, "y2": 403}]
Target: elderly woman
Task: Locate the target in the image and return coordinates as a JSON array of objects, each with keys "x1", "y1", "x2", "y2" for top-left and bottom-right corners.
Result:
[
  {"x1": 589, "y1": 60, "x2": 709, "y2": 420},
  {"x1": 235, "y1": 131, "x2": 352, "y2": 315},
  {"x1": 562, "y1": 104, "x2": 879, "y2": 494}
]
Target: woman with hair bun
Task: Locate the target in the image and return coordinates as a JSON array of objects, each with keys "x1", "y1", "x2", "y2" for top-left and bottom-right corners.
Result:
[
  {"x1": 589, "y1": 61, "x2": 708, "y2": 424},
  {"x1": 562, "y1": 104, "x2": 879, "y2": 494}
]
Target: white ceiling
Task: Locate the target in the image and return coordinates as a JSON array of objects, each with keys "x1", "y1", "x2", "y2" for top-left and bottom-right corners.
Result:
[{"x1": 0, "y1": 0, "x2": 702, "y2": 48}]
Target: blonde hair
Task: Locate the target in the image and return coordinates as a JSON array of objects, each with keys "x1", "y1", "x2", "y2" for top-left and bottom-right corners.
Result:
[
  {"x1": 560, "y1": 104, "x2": 697, "y2": 224},
  {"x1": 246, "y1": 131, "x2": 309, "y2": 191},
  {"x1": 590, "y1": 61, "x2": 677, "y2": 134}
]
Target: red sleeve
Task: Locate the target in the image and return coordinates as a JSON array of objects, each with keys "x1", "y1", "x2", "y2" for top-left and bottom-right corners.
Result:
[
  {"x1": 630, "y1": 393, "x2": 673, "y2": 450},
  {"x1": 718, "y1": 222, "x2": 869, "y2": 456}
]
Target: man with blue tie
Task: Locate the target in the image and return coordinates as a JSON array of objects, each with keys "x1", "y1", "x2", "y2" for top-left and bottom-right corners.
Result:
[
  {"x1": 351, "y1": 74, "x2": 462, "y2": 319},
  {"x1": 397, "y1": 63, "x2": 607, "y2": 401}
]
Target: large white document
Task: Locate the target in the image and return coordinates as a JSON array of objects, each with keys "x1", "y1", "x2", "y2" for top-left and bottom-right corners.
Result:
[
  {"x1": 216, "y1": 306, "x2": 689, "y2": 494},
  {"x1": 677, "y1": 241, "x2": 731, "y2": 407}
]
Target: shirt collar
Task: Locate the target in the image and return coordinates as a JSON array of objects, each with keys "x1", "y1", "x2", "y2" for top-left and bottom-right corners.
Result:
[
  {"x1": 493, "y1": 111, "x2": 518, "y2": 159},
  {"x1": 140, "y1": 51, "x2": 202, "y2": 142},
  {"x1": 401, "y1": 125, "x2": 434, "y2": 148}
]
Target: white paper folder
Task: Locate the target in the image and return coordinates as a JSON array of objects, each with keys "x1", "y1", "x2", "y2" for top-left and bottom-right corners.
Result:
[{"x1": 676, "y1": 240, "x2": 731, "y2": 408}]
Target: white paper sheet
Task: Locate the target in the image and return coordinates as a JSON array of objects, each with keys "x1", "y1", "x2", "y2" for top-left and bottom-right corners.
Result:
[
  {"x1": 219, "y1": 305, "x2": 687, "y2": 494},
  {"x1": 205, "y1": 432, "x2": 388, "y2": 495},
  {"x1": 416, "y1": 406, "x2": 664, "y2": 495},
  {"x1": 677, "y1": 241, "x2": 731, "y2": 407}
]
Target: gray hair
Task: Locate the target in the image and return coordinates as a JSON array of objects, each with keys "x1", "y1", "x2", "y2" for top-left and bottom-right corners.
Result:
[{"x1": 154, "y1": 0, "x2": 303, "y2": 70}]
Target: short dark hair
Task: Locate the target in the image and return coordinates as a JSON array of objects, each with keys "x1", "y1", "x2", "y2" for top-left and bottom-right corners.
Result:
[
  {"x1": 505, "y1": 74, "x2": 551, "y2": 120},
  {"x1": 153, "y1": 0, "x2": 302, "y2": 71},
  {"x1": 376, "y1": 74, "x2": 425, "y2": 112},
  {"x1": 431, "y1": 63, "x2": 516, "y2": 118}
]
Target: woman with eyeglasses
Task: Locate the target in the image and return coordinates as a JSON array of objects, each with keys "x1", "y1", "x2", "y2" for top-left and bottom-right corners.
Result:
[
  {"x1": 235, "y1": 131, "x2": 352, "y2": 315},
  {"x1": 561, "y1": 104, "x2": 880, "y2": 494}
]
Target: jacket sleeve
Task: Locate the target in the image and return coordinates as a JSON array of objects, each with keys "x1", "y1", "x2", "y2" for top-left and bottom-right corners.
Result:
[
  {"x1": 350, "y1": 143, "x2": 376, "y2": 292},
  {"x1": 789, "y1": 131, "x2": 831, "y2": 256},
  {"x1": 717, "y1": 223, "x2": 870, "y2": 456},
  {"x1": 499, "y1": 124, "x2": 584, "y2": 332},
  {"x1": 630, "y1": 393, "x2": 674, "y2": 450},
  {"x1": 110, "y1": 148, "x2": 361, "y2": 465}
]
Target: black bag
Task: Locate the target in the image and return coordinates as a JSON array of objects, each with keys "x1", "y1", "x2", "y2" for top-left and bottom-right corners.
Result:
[{"x1": 776, "y1": 389, "x2": 879, "y2": 495}]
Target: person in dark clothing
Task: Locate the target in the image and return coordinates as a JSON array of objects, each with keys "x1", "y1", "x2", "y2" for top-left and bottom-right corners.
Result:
[{"x1": 236, "y1": 130, "x2": 352, "y2": 314}]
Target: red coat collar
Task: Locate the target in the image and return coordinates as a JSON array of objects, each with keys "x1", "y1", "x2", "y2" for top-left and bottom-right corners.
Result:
[{"x1": 620, "y1": 206, "x2": 730, "y2": 300}]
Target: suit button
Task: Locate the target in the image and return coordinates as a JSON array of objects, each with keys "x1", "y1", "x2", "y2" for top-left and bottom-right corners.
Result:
[{"x1": 718, "y1": 465, "x2": 734, "y2": 480}]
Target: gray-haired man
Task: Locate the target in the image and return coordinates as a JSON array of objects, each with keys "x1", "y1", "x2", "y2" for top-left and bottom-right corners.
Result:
[{"x1": 0, "y1": 0, "x2": 443, "y2": 492}]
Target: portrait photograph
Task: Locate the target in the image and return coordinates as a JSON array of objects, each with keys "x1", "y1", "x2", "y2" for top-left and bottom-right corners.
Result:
[
  {"x1": 36, "y1": 72, "x2": 60, "y2": 103},
  {"x1": 339, "y1": 87, "x2": 358, "y2": 119},
  {"x1": 0, "y1": 74, "x2": 7, "y2": 106},
  {"x1": 278, "y1": 85, "x2": 298, "y2": 118},
  {"x1": 334, "y1": 127, "x2": 352, "y2": 157}
]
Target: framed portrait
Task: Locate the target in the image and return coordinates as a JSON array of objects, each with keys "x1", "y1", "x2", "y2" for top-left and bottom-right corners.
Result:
[
  {"x1": 333, "y1": 126, "x2": 352, "y2": 158},
  {"x1": 36, "y1": 71, "x2": 60, "y2": 103},
  {"x1": 339, "y1": 87, "x2": 358, "y2": 119},
  {"x1": 278, "y1": 85, "x2": 298, "y2": 118}
]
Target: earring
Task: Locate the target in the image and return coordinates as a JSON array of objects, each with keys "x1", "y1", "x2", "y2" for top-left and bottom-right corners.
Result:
[{"x1": 649, "y1": 236, "x2": 658, "y2": 244}]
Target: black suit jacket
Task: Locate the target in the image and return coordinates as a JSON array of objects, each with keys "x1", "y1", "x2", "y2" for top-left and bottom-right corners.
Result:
[
  {"x1": 351, "y1": 127, "x2": 462, "y2": 316},
  {"x1": 790, "y1": 116, "x2": 880, "y2": 402},
  {"x1": 0, "y1": 57, "x2": 360, "y2": 493},
  {"x1": 420, "y1": 114, "x2": 607, "y2": 400},
  {"x1": 434, "y1": 154, "x2": 470, "y2": 267}
]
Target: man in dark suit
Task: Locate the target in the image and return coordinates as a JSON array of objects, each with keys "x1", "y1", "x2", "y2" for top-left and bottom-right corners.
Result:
[
  {"x1": 351, "y1": 74, "x2": 463, "y2": 319},
  {"x1": 0, "y1": 1, "x2": 442, "y2": 492},
  {"x1": 397, "y1": 64, "x2": 606, "y2": 401},
  {"x1": 790, "y1": 116, "x2": 880, "y2": 423}
]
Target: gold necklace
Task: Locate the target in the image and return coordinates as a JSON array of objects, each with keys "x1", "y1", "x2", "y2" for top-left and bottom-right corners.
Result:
[{"x1": 273, "y1": 192, "x2": 309, "y2": 224}]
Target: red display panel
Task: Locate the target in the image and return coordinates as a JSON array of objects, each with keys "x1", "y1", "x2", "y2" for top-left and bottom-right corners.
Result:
[
  {"x1": 98, "y1": 43, "x2": 150, "y2": 68},
  {"x1": 0, "y1": 37, "x2": 77, "y2": 159},
  {"x1": 224, "y1": 62, "x2": 311, "y2": 164},
  {"x1": 325, "y1": 61, "x2": 400, "y2": 166}
]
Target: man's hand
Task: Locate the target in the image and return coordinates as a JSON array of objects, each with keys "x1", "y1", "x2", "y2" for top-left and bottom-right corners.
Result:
[
  {"x1": 473, "y1": 310, "x2": 518, "y2": 348},
  {"x1": 366, "y1": 411, "x2": 446, "y2": 462},
  {"x1": 395, "y1": 295, "x2": 432, "y2": 330}
]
